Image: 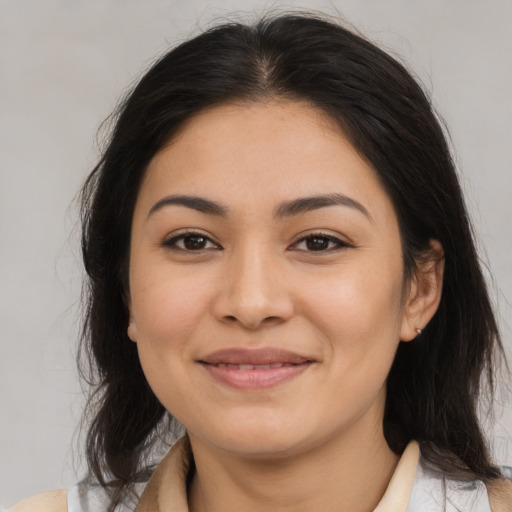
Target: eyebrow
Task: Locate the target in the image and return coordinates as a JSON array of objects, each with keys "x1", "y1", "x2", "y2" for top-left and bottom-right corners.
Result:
[
  {"x1": 148, "y1": 195, "x2": 229, "y2": 218},
  {"x1": 275, "y1": 193, "x2": 372, "y2": 221},
  {"x1": 147, "y1": 193, "x2": 371, "y2": 221}
]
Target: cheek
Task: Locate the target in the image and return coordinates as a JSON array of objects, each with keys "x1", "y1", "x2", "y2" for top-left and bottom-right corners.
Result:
[
  {"x1": 130, "y1": 268, "x2": 212, "y2": 351},
  {"x1": 297, "y1": 261, "x2": 404, "y2": 421},
  {"x1": 297, "y1": 257, "x2": 404, "y2": 360},
  {"x1": 130, "y1": 270, "x2": 213, "y2": 420}
]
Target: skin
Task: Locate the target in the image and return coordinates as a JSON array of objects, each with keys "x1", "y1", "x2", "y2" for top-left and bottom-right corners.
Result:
[{"x1": 127, "y1": 100, "x2": 444, "y2": 512}]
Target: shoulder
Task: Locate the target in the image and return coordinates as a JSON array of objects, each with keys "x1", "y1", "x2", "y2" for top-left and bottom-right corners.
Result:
[
  {"x1": 7, "y1": 490, "x2": 67, "y2": 512},
  {"x1": 487, "y1": 478, "x2": 512, "y2": 512}
]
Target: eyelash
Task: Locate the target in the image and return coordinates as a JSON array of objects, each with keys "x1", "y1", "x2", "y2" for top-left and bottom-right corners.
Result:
[{"x1": 162, "y1": 230, "x2": 351, "y2": 253}]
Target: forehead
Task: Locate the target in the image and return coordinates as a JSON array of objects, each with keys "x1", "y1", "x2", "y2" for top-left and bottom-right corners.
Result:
[{"x1": 136, "y1": 100, "x2": 395, "y2": 224}]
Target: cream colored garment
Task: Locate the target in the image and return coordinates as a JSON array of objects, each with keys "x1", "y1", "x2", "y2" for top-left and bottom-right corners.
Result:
[
  {"x1": 8, "y1": 438, "x2": 511, "y2": 511},
  {"x1": 133, "y1": 438, "x2": 419, "y2": 512},
  {"x1": 8, "y1": 438, "x2": 418, "y2": 512}
]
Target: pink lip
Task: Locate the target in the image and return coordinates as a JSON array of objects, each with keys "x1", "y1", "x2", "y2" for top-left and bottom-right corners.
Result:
[{"x1": 198, "y1": 347, "x2": 314, "y2": 391}]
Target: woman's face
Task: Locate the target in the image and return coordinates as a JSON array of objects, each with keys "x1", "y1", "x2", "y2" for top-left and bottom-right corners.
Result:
[{"x1": 128, "y1": 101, "x2": 419, "y2": 458}]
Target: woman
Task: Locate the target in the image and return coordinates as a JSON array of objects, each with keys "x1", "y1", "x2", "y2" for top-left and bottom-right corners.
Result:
[{"x1": 11, "y1": 13, "x2": 512, "y2": 512}]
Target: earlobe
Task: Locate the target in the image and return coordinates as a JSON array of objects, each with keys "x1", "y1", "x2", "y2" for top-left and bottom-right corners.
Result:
[
  {"x1": 400, "y1": 239, "x2": 444, "y2": 342},
  {"x1": 127, "y1": 319, "x2": 138, "y2": 342},
  {"x1": 126, "y1": 296, "x2": 138, "y2": 342}
]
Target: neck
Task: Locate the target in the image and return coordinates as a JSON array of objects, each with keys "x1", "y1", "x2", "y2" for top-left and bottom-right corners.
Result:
[{"x1": 188, "y1": 410, "x2": 399, "y2": 512}]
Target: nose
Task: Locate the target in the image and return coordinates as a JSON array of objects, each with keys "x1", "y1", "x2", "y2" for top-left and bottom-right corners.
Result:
[{"x1": 211, "y1": 244, "x2": 295, "y2": 330}]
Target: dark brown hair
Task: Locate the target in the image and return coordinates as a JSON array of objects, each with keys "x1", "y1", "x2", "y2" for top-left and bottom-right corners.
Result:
[{"x1": 79, "y1": 13, "x2": 504, "y2": 510}]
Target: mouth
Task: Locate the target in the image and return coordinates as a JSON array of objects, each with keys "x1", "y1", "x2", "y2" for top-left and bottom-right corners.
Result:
[
  {"x1": 208, "y1": 362, "x2": 300, "y2": 370},
  {"x1": 198, "y1": 347, "x2": 315, "y2": 390}
]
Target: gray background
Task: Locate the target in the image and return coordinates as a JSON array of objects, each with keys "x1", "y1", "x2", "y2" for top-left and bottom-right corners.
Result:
[{"x1": 1, "y1": 0, "x2": 511, "y2": 507}]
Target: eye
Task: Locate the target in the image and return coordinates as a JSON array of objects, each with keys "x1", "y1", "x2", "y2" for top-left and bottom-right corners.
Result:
[
  {"x1": 291, "y1": 233, "x2": 350, "y2": 252},
  {"x1": 163, "y1": 231, "x2": 220, "y2": 252}
]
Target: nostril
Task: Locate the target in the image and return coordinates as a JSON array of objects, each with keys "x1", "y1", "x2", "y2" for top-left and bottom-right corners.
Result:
[{"x1": 222, "y1": 314, "x2": 283, "y2": 329}]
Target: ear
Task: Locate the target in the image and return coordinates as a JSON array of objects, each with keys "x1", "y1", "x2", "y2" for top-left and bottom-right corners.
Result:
[
  {"x1": 126, "y1": 295, "x2": 138, "y2": 343},
  {"x1": 400, "y1": 239, "x2": 444, "y2": 342}
]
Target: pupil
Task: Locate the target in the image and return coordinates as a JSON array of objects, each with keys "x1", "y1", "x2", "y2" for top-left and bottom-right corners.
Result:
[
  {"x1": 307, "y1": 237, "x2": 328, "y2": 251},
  {"x1": 184, "y1": 236, "x2": 206, "y2": 250}
]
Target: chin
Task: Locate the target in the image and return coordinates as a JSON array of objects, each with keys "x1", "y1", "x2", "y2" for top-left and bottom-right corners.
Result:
[
  {"x1": 190, "y1": 415, "x2": 316, "y2": 459},
  {"x1": 219, "y1": 435, "x2": 304, "y2": 459}
]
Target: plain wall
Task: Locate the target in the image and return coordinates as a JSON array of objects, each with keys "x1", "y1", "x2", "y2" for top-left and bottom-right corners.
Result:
[{"x1": 1, "y1": 0, "x2": 511, "y2": 507}]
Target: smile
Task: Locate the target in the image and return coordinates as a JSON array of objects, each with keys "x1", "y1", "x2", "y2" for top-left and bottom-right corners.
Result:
[
  {"x1": 211, "y1": 362, "x2": 298, "y2": 369},
  {"x1": 198, "y1": 347, "x2": 315, "y2": 390}
]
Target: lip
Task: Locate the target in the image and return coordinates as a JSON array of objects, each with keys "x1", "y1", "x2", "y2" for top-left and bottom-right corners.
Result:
[{"x1": 198, "y1": 347, "x2": 315, "y2": 391}]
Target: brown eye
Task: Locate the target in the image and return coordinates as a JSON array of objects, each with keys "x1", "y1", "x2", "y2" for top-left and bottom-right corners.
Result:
[
  {"x1": 183, "y1": 235, "x2": 208, "y2": 250},
  {"x1": 305, "y1": 236, "x2": 331, "y2": 251},
  {"x1": 163, "y1": 232, "x2": 220, "y2": 251}
]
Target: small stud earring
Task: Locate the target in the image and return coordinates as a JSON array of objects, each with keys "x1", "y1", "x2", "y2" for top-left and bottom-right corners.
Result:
[{"x1": 416, "y1": 328, "x2": 422, "y2": 336}]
